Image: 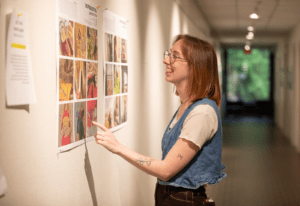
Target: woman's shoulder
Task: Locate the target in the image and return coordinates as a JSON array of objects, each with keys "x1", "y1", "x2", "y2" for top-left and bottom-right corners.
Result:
[{"x1": 191, "y1": 104, "x2": 217, "y2": 116}]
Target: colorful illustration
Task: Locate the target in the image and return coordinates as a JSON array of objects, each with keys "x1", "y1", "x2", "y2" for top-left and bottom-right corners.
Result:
[
  {"x1": 114, "y1": 35, "x2": 121, "y2": 63},
  {"x1": 105, "y1": 33, "x2": 113, "y2": 62},
  {"x1": 59, "y1": 103, "x2": 74, "y2": 147},
  {"x1": 87, "y1": 100, "x2": 97, "y2": 137},
  {"x1": 122, "y1": 65, "x2": 128, "y2": 93},
  {"x1": 114, "y1": 96, "x2": 121, "y2": 126},
  {"x1": 75, "y1": 102, "x2": 86, "y2": 141},
  {"x1": 87, "y1": 27, "x2": 98, "y2": 60},
  {"x1": 59, "y1": 18, "x2": 73, "y2": 57},
  {"x1": 105, "y1": 64, "x2": 113, "y2": 96},
  {"x1": 105, "y1": 97, "x2": 114, "y2": 128},
  {"x1": 87, "y1": 62, "x2": 98, "y2": 98},
  {"x1": 121, "y1": 95, "x2": 127, "y2": 123},
  {"x1": 75, "y1": 61, "x2": 87, "y2": 99},
  {"x1": 114, "y1": 65, "x2": 120, "y2": 94},
  {"x1": 121, "y1": 38, "x2": 127, "y2": 63},
  {"x1": 59, "y1": 59, "x2": 73, "y2": 101},
  {"x1": 75, "y1": 22, "x2": 87, "y2": 59}
]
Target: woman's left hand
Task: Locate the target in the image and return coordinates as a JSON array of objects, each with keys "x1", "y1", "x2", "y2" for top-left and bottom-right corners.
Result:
[{"x1": 92, "y1": 121, "x2": 121, "y2": 154}]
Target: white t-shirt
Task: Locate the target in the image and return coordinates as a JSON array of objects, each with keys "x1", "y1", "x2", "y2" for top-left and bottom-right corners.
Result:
[{"x1": 169, "y1": 104, "x2": 218, "y2": 149}]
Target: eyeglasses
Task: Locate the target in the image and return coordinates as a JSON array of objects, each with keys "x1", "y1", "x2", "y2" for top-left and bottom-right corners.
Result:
[{"x1": 164, "y1": 50, "x2": 186, "y2": 64}]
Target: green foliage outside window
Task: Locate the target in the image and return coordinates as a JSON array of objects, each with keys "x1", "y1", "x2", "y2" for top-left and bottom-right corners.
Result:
[{"x1": 227, "y1": 49, "x2": 270, "y2": 103}]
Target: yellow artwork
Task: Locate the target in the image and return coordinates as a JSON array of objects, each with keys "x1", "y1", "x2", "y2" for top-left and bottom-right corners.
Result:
[
  {"x1": 75, "y1": 22, "x2": 87, "y2": 59},
  {"x1": 59, "y1": 59, "x2": 73, "y2": 101},
  {"x1": 114, "y1": 65, "x2": 120, "y2": 94}
]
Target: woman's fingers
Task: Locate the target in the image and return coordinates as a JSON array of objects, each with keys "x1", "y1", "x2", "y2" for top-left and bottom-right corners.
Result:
[{"x1": 92, "y1": 121, "x2": 109, "y2": 131}]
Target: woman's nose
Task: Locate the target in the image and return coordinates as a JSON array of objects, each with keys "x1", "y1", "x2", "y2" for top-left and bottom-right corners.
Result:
[{"x1": 163, "y1": 55, "x2": 170, "y2": 65}]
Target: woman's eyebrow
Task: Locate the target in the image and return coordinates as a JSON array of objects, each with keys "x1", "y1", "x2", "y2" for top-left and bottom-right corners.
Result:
[{"x1": 171, "y1": 49, "x2": 181, "y2": 55}]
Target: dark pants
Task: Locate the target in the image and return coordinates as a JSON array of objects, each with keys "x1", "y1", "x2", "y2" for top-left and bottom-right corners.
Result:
[{"x1": 155, "y1": 182, "x2": 207, "y2": 206}]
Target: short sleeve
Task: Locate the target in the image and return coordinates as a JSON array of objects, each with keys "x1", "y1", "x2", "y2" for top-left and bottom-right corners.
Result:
[{"x1": 179, "y1": 104, "x2": 218, "y2": 149}]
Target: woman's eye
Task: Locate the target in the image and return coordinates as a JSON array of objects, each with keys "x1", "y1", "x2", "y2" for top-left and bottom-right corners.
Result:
[{"x1": 173, "y1": 54, "x2": 179, "y2": 58}]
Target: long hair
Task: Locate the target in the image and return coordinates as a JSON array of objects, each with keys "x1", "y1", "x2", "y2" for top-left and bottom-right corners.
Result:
[{"x1": 173, "y1": 35, "x2": 221, "y2": 106}]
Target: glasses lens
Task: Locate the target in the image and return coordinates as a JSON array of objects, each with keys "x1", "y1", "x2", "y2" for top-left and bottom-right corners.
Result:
[
  {"x1": 164, "y1": 50, "x2": 174, "y2": 63},
  {"x1": 164, "y1": 50, "x2": 169, "y2": 59}
]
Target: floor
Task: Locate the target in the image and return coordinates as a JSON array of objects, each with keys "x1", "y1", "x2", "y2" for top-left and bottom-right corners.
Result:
[{"x1": 206, "y1": 115, "x2": 300, "y2": 206}]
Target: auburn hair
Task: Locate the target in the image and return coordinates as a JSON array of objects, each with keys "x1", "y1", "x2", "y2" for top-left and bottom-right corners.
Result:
[{"x1": 173, "y1": 35, "x2": 221, "y2": 106}]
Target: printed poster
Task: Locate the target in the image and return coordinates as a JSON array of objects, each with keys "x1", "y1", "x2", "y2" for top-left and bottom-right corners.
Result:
[
  {"x1": 6, "y1": 11, "x2": 37, "y2": 106},
  {"x1": 56, "y1": 0, "x2": 98, "y2": 153},
  {"x1": 103, "y1": 10, "x2": 128, "y2": 131}
]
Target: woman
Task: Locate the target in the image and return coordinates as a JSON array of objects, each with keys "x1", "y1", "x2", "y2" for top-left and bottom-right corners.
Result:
[{"x1": 93, "y1": 34, "x2": 226, "y2": 205}]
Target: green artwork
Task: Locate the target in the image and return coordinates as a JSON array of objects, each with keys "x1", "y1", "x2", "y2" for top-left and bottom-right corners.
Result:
[{"x1": 227, "y1": 49, "x2": 270, "y2": 103}]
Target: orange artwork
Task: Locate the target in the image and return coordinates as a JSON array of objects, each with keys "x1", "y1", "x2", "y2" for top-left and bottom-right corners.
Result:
[{"x1": 58, "y1": 103, "x2": 74, "y2": 147}]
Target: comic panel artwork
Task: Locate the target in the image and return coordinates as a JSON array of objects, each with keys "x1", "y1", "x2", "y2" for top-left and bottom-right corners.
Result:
[
  {"x1": 59, "y1": 18, "x2": 74, "y2": 57},
  {"x1": 114, "y1": 65, "x2": 120, "y2": 95},
  {"x1": 114, "y1": 96, "x2": 121, "y2": 127},
  {"x1": 58, "y1": 103, "x2": 74, "y2": 147},
  {"x1": 87, "y1": 62, "x2": 97, "y2": 98},
  {"x1": 87, "y1": 27, "x2": 98, "y2": 60},
  {"x1": 75, "y1": 101, "x2": 86, "y2": 141},
  {"x1": 121, "y1": 38, "x2": 127, "y2": 63},
  {"x1": 75, "y1": 22, "x2": 87, "y2": 59},
  {"x1": 87, "y1": 100, "x2": 97, "y2": 137},
  {"x1": 105, "y1": 97, "x2": 114, "y2": 129},
  {"x1": 105, "y1": 33, "x2": 113, "y2": 62},
  {"x1": 75, "y1": 60, "x2": 87, "y2": 99},
  {"x1": 105, "y1": 64, "x2": 113, "y2": 96},
  {"x1": 121, "y1": 95, "x2": 127, "y2": 123},
  {"x1": 59, "y1": 59, "x2": 74, "y2": 101},
  {"x1": 114, "y1": 35, "x2": 121, "y2": 63},
  {"x1": 121, "y1": 65, "x2": 128, "y2": 93}
]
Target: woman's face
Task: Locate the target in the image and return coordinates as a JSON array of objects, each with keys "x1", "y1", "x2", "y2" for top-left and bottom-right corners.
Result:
[{"x1": 163, "y1": 39, "x2": 189, "y2": 86}]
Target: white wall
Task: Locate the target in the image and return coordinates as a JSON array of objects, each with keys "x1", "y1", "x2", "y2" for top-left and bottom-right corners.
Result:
[
  {"x1": 0, "y1": 0, "x2": 212, "y2": 205},
  {"x1": 274, "y1": 20, "x2": 300, "y2": 152}
]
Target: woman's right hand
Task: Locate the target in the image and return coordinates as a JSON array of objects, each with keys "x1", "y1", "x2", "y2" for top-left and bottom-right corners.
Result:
[{"x1": 92, "y1": 121, "x2": 121, "y2": 154}]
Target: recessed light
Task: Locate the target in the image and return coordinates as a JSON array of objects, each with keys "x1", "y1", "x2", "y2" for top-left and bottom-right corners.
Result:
[
  {"x1": 247, "y1": 26, "x2": 254, "y2": 31},
  {"x1": 250, "y1": 13, "x2": 259, "y2": 19}
]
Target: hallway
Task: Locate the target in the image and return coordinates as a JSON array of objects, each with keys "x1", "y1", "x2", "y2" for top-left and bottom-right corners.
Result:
[{"x1": 207, "y1": 115, "x2": 300, "y2": 206}]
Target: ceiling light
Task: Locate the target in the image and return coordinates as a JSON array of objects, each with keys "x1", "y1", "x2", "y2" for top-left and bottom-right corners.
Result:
[
  {"x1": 247, "y1": 32, "x2": 254, "y2": 38},
  {"x1": 246, "y1": 34, "x2": 254, "y2": 40},
  {"x1": 244, "y1": 45, "x2": 251, "y2": 51},
  {"x1": 250, "y1": 13, "x2": 259, "y2": 19},
  {"x1": 247, "y1": 26, "x2": 254, "y2": 31}
]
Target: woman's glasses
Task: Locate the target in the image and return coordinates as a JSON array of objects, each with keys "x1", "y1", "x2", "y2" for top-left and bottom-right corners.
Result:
[{"x1": 164, "y1": 50, "x2": 186, "y2": 64}]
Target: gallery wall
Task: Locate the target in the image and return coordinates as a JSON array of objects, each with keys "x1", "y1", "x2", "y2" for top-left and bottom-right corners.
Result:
[
  {"x1": 0, "y1": 0, "x2": 215, "y2": 205},
  {"x1": 274, "y1": 20, "x2": 300, "y2": 152}
]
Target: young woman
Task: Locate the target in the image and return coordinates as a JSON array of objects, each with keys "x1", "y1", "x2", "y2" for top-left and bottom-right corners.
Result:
[{"x1": 93, "y1": 34, "x2": 226, "y2": 205}]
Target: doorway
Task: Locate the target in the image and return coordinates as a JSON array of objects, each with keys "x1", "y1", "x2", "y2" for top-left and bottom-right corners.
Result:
[{"x1": 223, "y1": 47, "x2": 274, "y2": 118}]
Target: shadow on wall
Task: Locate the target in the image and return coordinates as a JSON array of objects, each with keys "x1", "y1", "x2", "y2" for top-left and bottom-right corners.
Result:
[{"x1": 84, "y1": 139, "x2": 98, "y2": 206}]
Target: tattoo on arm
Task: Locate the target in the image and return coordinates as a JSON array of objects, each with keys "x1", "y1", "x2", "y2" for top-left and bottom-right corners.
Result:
[
  {"x1": 178, "y1": 153, "x2": 183, "y2": 159},
  {"x1": 135, "y1": 158, "x2": 154, "y2": 166}
]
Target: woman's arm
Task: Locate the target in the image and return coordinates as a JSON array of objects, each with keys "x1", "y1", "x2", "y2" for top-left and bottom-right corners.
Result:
[{"x1": 93, "y1": 121, "x2": 200, "y2": 181}]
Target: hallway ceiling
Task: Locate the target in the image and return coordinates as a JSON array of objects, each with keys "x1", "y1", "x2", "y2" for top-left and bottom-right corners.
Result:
[{"x1": 193, "y1": 0, "x2": 300, "y2": 45}]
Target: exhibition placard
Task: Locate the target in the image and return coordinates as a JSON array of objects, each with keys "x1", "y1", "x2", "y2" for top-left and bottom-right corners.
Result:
[
  {"x1": 6, "y1": 11, "x2": 37, "y2": 106},
  {"x1": 56, "y1": 0, "x2": 98, "y2": 153},
  {"x1": 103, "y1": 10, "x2": 128, "y2": 131}
]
